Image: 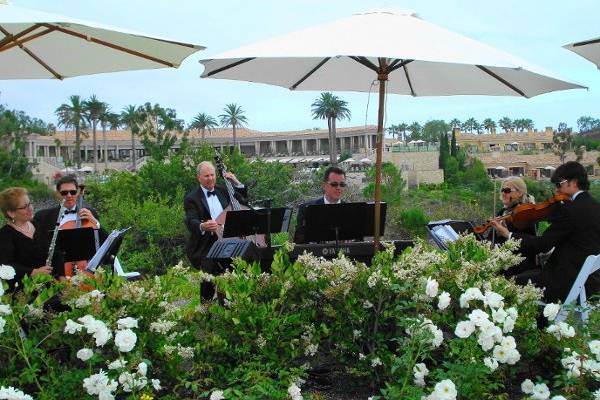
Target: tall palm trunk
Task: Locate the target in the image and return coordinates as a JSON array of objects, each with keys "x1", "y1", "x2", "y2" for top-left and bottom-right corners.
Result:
[
  {"x1": 328, "y1": 117, "x2": 338, "y2": 166},
  {"x1": 232, "y1": 123, "x2": 237, "y2": 149},
  {"x1": 201, "y1": 127, "x2": 206, "y2": 140},
  {"x1": 75, "y1": 125, "x2": 82, "y2": 168},
  {"x1": 102, "y1": 125, "x2": 108, "y2": 171},
  {"x1": 92, "y1": 120, "x2": 98, "y2": 172}
]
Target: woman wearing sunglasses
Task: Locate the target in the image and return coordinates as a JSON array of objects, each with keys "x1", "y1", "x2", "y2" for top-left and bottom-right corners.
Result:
[{"x1": 0, "y1": 187, "x2": 64, "y2": 290}]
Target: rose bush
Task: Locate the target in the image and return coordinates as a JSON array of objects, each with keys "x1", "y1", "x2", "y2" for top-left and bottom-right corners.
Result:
[{"x1": 0, "y1": 235, "x2": 598, "y2": 399}]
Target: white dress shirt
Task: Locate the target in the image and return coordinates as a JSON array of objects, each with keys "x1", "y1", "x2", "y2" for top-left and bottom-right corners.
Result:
[
  {"x1": 202, "y1": 186, "x2": 224, "y2": 220},
  {"x1": 323, "y1": 196, "x2": 341, "y2": 204}
]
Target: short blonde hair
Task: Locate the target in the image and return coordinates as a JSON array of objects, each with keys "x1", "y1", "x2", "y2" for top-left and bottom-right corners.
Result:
[
  {"x1": 502, "y1": 177, "x2": 527, "y2": 195},
  {"x1": 0, "y1": 187, "x2": 28, "y2": 219}
]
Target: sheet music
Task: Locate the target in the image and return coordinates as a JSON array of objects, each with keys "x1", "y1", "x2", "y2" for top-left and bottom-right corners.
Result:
[
  {"x1": 431, "y1": 224, "x2": 460, "y2": 243},
  {"x1": 86, "y1": 227, "x2": 129, "y2": 272}
]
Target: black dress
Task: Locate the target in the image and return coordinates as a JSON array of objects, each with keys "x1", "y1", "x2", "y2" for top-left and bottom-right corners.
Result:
[{"x1": 0, "y1": 224, "x2": 64, "y2": 290}]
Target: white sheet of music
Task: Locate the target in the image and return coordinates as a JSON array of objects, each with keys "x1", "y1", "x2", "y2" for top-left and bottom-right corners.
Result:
[{"x1": 431, "y1": 224, "x2": 460, "y2": 243}]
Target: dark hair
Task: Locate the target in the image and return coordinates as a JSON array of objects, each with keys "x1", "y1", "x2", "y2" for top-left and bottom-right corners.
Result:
[
  {"x1": 55, "y1": 175, "x2": 79, "y2": 191},
  {"x1": 322, "y1": 166, "x2": 346, "y2": 182},
  {"x1": 551, "y1": 161, "x2": 589, "y2": 190}
]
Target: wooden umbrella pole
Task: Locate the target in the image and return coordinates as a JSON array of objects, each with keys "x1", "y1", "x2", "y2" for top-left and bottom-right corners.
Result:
[{"x1": 373, "y1": 60, "x2": 388, "y2": 252}]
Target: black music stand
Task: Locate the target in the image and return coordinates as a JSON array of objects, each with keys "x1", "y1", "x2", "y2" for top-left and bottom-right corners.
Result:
[
  {"x1": 56, "y1": 227, "x2": 97, "y2": 262},
  {"x1": 304, "y1": 202, "x2": 380, "y2": 244},
  {"x1": 223, "y1": 207, "x2": 292, "y2": 244},
  {"x1": 86, "y1": 227, "x2": 130, "y2": 273},
  {"x1": 427, "y1": 219, "x2": 480, "y2": 250}
]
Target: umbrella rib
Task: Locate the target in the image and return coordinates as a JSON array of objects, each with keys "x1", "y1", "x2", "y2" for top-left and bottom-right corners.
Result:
[
  {"x1": 349, "y1": 56, "x2": 379, "y2": 73},
  {"x1": 572, "y1": 38, "x2": 600, "y2": 47},
  {"x1": 402, "y1": 64, "x2": 416, "y2": 96},
  {"x1": 42, "y1": 23, "x2": 178, "y2": 67},
  {"x1": 0, "y1": 25, "x2": 63, "y2": 79},
  {"x1": 0, "y1": 24, "x2": 49, "y2": 51},
  {"x1": 290, "y1": 57, "x2": 331, "y2": 90},
  {"x1": 388, "y1": 59, "x2": 413, "y2": 73},
  {"x1": 205, "y1": 57, "x2": 256, "y2": 77},
  {"x1": 476, "y1": 65, "x2": 526, "y2": 97}
]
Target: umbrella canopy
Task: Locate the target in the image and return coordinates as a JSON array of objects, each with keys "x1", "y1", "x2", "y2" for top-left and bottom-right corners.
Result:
[
  {"x1": 495, "y1": 166, "x2": 506, "y2": 170},
  {"x1": 544, "y1": 165, "x2": 556, "y2": 170},
  {"x1": 564, "y1": 36, "x2": 600, "y2": 69},
  {"x1": 0, "y1": 1, "x2": 204, "y2": 79},
  {"x1": 200, "y1": 9, "x2": 583, "y2": 247},
  {"x1": 341, "y1": 157, "x2": 355, "y2": 163},
  {"x1": 360, "y1": 158, "x2": 373, "y2": 164}
]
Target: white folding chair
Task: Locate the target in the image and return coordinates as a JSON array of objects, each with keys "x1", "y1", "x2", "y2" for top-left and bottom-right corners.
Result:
[{"x1": 555, "y1": 254, "x2": 600, "y2": 323}]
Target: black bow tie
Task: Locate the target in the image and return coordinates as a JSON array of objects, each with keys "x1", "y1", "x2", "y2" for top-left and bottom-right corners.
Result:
[
  {"x1": 64, "y1": 209, "x2": 77, "y2": 214},
  {"x1": 207, "y1": 191, "x2": 216, "y2": 197}
]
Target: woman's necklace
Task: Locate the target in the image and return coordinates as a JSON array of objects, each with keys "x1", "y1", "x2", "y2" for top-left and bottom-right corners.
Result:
[{"x1": 10, "y1": 221, "x2": 35, "y2": 238}]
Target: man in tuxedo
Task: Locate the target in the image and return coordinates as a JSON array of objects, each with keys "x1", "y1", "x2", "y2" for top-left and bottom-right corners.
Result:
[
  {"x1": 34, "y1": 175, "x2": 102, "y2": 251},
  {"x1": 294, "y1": 166, "x2": 347, "y2": 244},
  {"x1": 184, "y1": 161, "x2": 247, "y2": 296},
  {"x1": 491, "y1": 161, "x2": 600, "y2": 302}
]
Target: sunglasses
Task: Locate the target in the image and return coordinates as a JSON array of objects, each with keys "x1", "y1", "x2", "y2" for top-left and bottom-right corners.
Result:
[
  {"x1": 327, "y1": 181, "x2": 347, "y2": 188},
  {"x1": 501, "y1": 188, "x2": 516, "y2": 194},
  {"x1": 60, "y1": 190, "x2": 78, "y2": 196},
  {"x1": 15, "y1": 202, "x2": 32, "y2": 210},
  {"x1": 555, "y1": 179, "x2": 568, "y2": 188}
]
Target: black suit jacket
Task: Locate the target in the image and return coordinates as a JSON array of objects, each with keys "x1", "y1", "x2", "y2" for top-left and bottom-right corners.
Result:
[
  {"x1": 183, "y1": 185, "x2": 247, "y2": 270},
  {"x1": 513, "y1": 191, "x2": 600, "y2": 302}
]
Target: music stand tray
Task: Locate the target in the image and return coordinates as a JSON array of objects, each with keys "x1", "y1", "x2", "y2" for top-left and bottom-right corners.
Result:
[{"x1": 56, "y1": 227, "x2": 97, "y2": 262}]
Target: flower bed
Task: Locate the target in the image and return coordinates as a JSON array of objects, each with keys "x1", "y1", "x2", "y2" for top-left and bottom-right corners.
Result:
[{"x1": 0, "y1": 236, "x2": 599, "y2": 399}]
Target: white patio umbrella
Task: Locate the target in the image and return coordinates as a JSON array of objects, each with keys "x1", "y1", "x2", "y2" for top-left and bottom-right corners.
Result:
[
  {"x1": 200, "y1": 9, "x2": 583, "y2": 248},
  {"x1": 0, "y1": 1, "x2": 204, "y2": 79},
  {"x1": 360, "y1": 157, "x2": 373, "y2": 164},
  {"x1": 564, "y1": 36, "x2": 600, "y2": 69}
]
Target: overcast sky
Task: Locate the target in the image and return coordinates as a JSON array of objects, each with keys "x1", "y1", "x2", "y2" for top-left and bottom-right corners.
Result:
[{"x1": 2, "y1": 0, "x2": 600, "y2": 132}]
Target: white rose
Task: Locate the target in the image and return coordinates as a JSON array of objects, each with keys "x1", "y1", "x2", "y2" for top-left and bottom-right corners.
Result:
[
  {"x1": 117, "y1": 317, "x2": 138, "y2": 330},
  {"x1": 77, "y1": 348, "x2": 94, "y2": 361},
  {"x1": 137, "y1": 362, "x2": 147, "y2": 377},
  {"x1": 468, "y1": 309, "x2": 490, "y2": 327},
  {"x1": 0, "y1": 304, "x2": 11, "y2": 316},
  {"x1": 437, "y1": 292, "x2": 451, "y2": 310},
  {"x1": 209, "y1": 390, "x2": 225, "y2": 400},
  {"x1": 543, "y1": 303, "x2": 561, "y2": 321},
  {"x1": 432, "y1": 379, "x2": 457, "y2": 400},
  {"x1": 491, "y1": 308, "x2": 507, "y2": 324},
  {"x1": 551, "y1": 396, "x2": 567, "y2": 400},
  {"x1": 108, "y1": 359, "x2": 127, "y2": 370},
  {"x1": 64, "y1": 319, "x2": 84, "y2": 334},
  {"x1": 484, "y1": 357, "x2": 498, "y2": 371},
  {"x1": 454, "y1": 320, "x2": 476, "y2": 339},
  {"x1": 114, "y1": 329, "x2": 137, "y2": 353},
  {"x1": 503, "y1": 316, "x2": 516, "y2": 333},
  {"x1": 425, "y1": 277, "x2": 439, "y2": 298},
  {"x1": 0, "y1": 265, "x2": 16, "y2": 280},
  {"x1": 500, "y1": 336, "x2": 516, "y2": 350},
  {"x1": 521, "y1": 379, "x2": 534, "y2": 394},
  {"x1": 588, "y1": 340, "x2": 600, "y2": 358},
  {"x1": 152, "y1": 379, "x2": 162, "y2": 391},
  {"x1": 484, "y1": 291, "x2": 504, "y2": 309},
  {"x1": 0, "y1": 317, "x2": 6, "y2": 335},
  {"x1": 531, "y1": 383, "x2": 550, "y2": 400},
  {"x1": 506, "y1": 307, "x2": 518, "y2": 320}
]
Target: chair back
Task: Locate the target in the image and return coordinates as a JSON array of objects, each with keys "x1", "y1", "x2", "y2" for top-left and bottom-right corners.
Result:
[{"x1": 555, "y1": 254, "x2": 600, "y2": 322}]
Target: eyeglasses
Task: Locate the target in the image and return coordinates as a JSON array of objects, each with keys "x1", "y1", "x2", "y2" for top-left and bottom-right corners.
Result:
[
  {"x1": 555, "y1": 179, "x2": 568, "y2": 188},
  {"x1": 60, "y1": 190, "x2": 78, "y2": 196},
  {"x1": 501, "y1": 188, "x2": 516, "y2": 194},
  {"x1": 15, "y1": 202, "x2": 32, "y2": 210},
  {"x1": 327, "y1": 182, "x2": 347, "y2": 188}
]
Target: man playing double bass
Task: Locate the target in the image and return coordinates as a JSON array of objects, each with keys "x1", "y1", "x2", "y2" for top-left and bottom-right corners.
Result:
[
  {"x1": 184, "y1": 161, "x2": 247, "y2": 298},
  {"x1": 491, "y1": 161, "x2": 600, "y2": 302}
]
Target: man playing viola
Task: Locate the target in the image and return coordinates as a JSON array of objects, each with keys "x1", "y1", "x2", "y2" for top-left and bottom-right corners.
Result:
[
  {"x1": 34, "y1": 175, "x2": 102, "y2": 275},
  {"x1": 491, "y1": 161, "x2": 600, "y2": 302},
  {"x1": 294, "y1": 166, "x2": 347, "y2": 244},
  {"x1": 184, "y1": 161, "x2": 247, "y2": 298}
]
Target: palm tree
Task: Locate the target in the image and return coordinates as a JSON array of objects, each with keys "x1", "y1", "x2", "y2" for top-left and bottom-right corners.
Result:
[
  {"x1": 56, "y1": 95, "x2": 86, "y2": 168},
  {"x1": 190, "y1": 113, "x2": 218, "y2": 140},
  {"x1": 408, "y1": 122, "x2": 422, "y2": 141},
  {"x1": 219, "y1": 103, "x2": 248, "y2": 149},
  {"x1": 83, "y1": 95, "x2": 105, "y2": 172},
  {"x1": 462, "y1": 118, "x2": 478, "y2": 133},
  {"x1": 120, "y1": 105, "x2": 141, "y2": 167},
  {"x1": 482, "y1": 118, "x2": 496, "y2": 133},
  {"x1": 99, "y1": 105, "x2": 119, "y2": 171},
  {"x1": 311, "y1": 93, "x2": 351, "y2": 165},
  {"x1": 498, "y1": 117, "x2": 513, "y2": 132},
  {"x1": 448, "y1": 119, "x2": 461, "y2": 132},
  {"x1": 522, "y1": 119, "x2": 534, "y2": 131},
  {"x1": 397, "y1": 122, "x2": 409, "y2": 141}
]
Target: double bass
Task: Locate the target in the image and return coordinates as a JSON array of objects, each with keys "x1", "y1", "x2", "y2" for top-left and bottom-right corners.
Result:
[{"x1": 214, "y1": 151, "x2": 266, "y2": 247}]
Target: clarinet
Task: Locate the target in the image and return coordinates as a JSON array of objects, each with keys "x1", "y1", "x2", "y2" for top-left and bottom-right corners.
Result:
[{"x1": 46, "y1": 200, "x2": 67, "y2": 269}]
